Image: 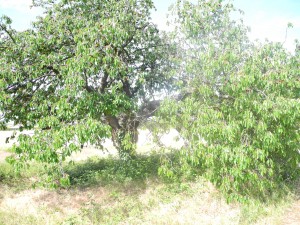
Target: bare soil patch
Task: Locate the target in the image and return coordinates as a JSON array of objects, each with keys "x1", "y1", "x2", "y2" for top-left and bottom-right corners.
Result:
[
  {"x1": 281, "y1": 181, "x2": 300, "y2": 225},
  {"x1": 0, "y1": 186, "x2": 108, "y2": 218},
  {"x1": 282, "y1": 200, "x2": 300, "y2": 225}
]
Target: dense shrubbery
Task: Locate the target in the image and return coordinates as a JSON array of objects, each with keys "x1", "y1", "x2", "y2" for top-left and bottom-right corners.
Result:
[
  {"x1": 158, "y1": 43, "x2": 300, "y2": 199},
  {"x1": 156, "y1": 0, "x2": 300, "y2": 200}
]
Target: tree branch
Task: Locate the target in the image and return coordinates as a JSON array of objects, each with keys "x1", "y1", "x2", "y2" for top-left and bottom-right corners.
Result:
[
  {"x1": 0, "y1": 24, "x2": 16, "y2": 44},
  {"x1": 100, "y1": 71, "x2": 109, "y2": 93},
  {"x1": 105, "y1": 115, "x2": 121, "y2": 130},
  {"x1": 137, "y1": 92, "x2": 191, "y2": 119}
]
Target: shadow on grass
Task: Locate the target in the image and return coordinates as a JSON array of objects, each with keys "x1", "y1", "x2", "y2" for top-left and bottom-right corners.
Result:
[
  {"x1": 1, "y1": 148, "x2": 299, "y2": 206},
  {"x1": 64, "y1": 150, "x2": 300, "y2": 204},
  {"x1": 65, "y1": 153, "x2": 163, "y2": 189}
]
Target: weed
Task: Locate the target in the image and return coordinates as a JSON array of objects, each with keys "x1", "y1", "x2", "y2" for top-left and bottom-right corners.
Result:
[{"x1": 65, "y1": 154, "x2": 161, "y2": 188}]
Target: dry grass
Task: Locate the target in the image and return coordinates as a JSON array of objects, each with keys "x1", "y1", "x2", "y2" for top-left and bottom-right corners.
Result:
[
  {"x1": 0, "y1": 129, "x2": 299, "y2": 225},
  {"x1": 0, "y1": 179, "x2": 240, "y2": 225},
  {"x1": 0, "y1": 165, "x2": 298, "y2": 225}
]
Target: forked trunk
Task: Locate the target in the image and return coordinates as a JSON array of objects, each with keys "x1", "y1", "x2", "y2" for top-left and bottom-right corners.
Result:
[{"x1": 106, "y1": 115, "x2": 139, "y2": 160}]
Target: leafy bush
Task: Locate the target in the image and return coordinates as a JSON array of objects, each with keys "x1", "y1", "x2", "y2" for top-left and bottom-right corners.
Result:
[
  {"x1": 160, "y1": 42, "x2": 300, "y2": 200},
  {"x1": 65, "y1": 154, "x2": 161, "y2": 187},
  {"x1": 157, "y1": 0, "x2": 300, "y2": 201}
]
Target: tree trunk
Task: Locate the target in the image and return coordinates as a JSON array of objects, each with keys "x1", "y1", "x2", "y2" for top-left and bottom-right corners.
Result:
[{"x1": 106, "y1": 114, "x2": 139, "y2": 160}]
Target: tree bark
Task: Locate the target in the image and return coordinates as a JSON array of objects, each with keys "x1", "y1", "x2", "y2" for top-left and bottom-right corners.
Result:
[
  {"x1": 104, "y1": 93, "x2": 188, "y2": 160},
  {"x1": 105, "y1": 114, "x2": 139, "y2": 160}
]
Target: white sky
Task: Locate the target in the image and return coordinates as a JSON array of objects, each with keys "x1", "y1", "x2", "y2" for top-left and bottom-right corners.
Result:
[
  {"x1": 1, "y1": 0, "x2": 300, "y2": 51},
  {"x1": 152, "y1": 0, "x2": 300, "y2": 52}
]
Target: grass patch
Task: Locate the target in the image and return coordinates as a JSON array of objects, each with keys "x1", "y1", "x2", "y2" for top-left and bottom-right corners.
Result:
[
  {"x1": 0, "y1": 211, "x2": 41, "y2": 225},
  {"x1": 239, "y1": 180, "x2": 299, "y2": 225},
  {"x1": 0, "y1": 152, "x2": 298, "y2": 225},
  {"x1": 65, "y1": 153, "x2": 162, "y2": 188},
  {"x1": 79, "y1": 194, "x2": 146, "y2": 224},
  {"x1": 0, "y1": 160, "x2": 46, "y2": 193}
]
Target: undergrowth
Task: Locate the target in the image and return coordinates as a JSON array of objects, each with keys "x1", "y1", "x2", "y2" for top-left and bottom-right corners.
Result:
[{"x1": 0, "y1": 151, "x2": 298, "y2": 225}]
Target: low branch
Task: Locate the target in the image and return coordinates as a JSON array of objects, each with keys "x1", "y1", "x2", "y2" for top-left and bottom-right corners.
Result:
[
  {"x1": 138, "y1": 99, "x2": 161, "y2": 118},
  {"x1": 137, "y1": 92, "x2": 191, "y2": 119}
]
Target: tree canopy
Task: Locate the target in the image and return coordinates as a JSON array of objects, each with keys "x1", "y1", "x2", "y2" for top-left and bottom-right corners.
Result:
[
  {"x1": 157, "y1": 0, "x2": 300, "y2": 200},
  {"x1": 0, "y1": 0, "x2": 172, "y2": 174},
  {"x1": 0, "y1": 0, "x2": 299, "y2": 198}
]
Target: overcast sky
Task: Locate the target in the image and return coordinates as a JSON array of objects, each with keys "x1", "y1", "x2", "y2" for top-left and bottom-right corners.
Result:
[{"x1": 1, "y1": 0, "x2": 300, "y2": 51}]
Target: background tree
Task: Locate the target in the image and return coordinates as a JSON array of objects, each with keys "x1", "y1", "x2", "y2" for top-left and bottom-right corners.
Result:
[
  {"x1": 0, "y1": 0, "x2": 173, "y2": 176},
  {"x1": 157, "y1": 0, "x2": 300, "y2": 200}
]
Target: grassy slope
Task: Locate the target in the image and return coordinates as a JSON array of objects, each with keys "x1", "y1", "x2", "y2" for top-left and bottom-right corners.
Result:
[{"x1": 0, "y1": 148, "x2": 298, "y2": 225}]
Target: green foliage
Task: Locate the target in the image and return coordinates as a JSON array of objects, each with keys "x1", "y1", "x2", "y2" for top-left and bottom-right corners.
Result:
[
  {"x1": 0, "y1": 160, "x2": 46, "y2": 192},
  {"x1": 157, "y1": 0, "x2": 300, "y2": 201},
  {"x1": 65, "y1": 154, "x2": 161, "y2": 187},
  {"x1": 0, "y1": 0, "x2": 172, "y2": 180},
  {"x1": 0, "y1": 161, "x2": 18, "y2": 183},
  {"x1": 0, "y1": 154, "x2": 297, "y2": 224},
  {"x1": 1, "y1": 0, "x2": 299, "y2": 201}
]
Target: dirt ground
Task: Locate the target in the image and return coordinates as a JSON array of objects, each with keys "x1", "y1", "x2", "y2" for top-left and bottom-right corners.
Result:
[
  {"x1": 0, "y1": 176, "x2": 299, "y2": 224},
  {"x1": 281, "y1": 181, "x2": 300, "y2": 225},
  {"x1": 283, "y1": 200, "x2": 300, "y2": 225}
]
